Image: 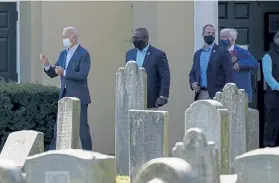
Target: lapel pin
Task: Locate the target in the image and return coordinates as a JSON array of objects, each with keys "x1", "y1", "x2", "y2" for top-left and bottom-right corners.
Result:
[
  {"x1": 213, "y1": 50, "x2": 216, "y2": 53},
  {"x1": 147, "y1": 52, "x2": 150, "y2": 56}
]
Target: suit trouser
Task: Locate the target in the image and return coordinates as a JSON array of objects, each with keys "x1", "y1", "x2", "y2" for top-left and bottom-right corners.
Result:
[
  {"x1": 197, "y1": 90, "x2": 210, "y2": 100},
  {"x1": 48, "y1": 89, "x2": 93, "y2": 151},
  {"x1": 263, "y1": 107, "x2": 279, "y2": 147},
  {"x1": 263, "y1": 92, "x2": 279, "y2": 147}
]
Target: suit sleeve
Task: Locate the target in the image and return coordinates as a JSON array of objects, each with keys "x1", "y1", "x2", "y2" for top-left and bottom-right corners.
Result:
[
  {"x1": 189, "y1": 52, "x2": 197, "y2": 90},
  {"x1": 238, "y1": 50, "x2": 259, "y2": 71},
  {"x1": 125, "y1": 51, "x2": 129, "y2": 63},
  {"x1": 157, "y1": 51, "x2": 170, "y2": 98},
  {"x1": 222, "y1": 49, "x2": 233, "y2": 83},
  {"x1": 262, "y1": 54, "x2": 279, "y2": 90},
  {"x1": 44, "y1": 56, "x2": 60, "y2": 78},
  {"x1": 64, "y1": 51, "x2": 91, "y2": 81}
]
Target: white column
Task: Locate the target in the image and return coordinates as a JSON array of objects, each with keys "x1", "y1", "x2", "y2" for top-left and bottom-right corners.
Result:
[
  {"x1": 194, "y1": 0, "x2": 218, "y2": 51},
  {"x1": 17, "y1": 0, "x2": 20, "y2": 82}
]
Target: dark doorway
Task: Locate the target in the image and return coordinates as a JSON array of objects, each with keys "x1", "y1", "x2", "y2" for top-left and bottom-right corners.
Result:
[
  {"x1": 218, "y1": 1, "x2": 279, "y2": 147},
  {"x1": 0, "y1": 2, "x2": 17, "y2": 82}
]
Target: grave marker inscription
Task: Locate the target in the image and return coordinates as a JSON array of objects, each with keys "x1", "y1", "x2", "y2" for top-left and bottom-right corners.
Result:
[{"x1": 0, "y1": 130, "x2": 44, "y2": 168}]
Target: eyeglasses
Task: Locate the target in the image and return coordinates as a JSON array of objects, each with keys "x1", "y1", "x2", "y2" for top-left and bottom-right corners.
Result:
[{"x1": 132, "y1": 36, "x2": 147, "y2": 40}]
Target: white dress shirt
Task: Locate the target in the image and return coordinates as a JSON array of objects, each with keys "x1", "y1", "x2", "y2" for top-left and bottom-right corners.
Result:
[{"x1": 228, "y1": 44, "x2": 235, "y2": 52}]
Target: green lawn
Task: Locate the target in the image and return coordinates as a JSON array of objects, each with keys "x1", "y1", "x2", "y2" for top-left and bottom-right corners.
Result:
[{"x1": 116, "y1": 176, "x2": 130, "y2": 183}]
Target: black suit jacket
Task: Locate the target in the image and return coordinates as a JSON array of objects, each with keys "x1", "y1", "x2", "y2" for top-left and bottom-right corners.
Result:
[
  {"x1": 189, "y1": 44, "x2": 233, "y2": 101},
  {"x1": 126, "y1": 45, "x2": 170, "y2": 108}
]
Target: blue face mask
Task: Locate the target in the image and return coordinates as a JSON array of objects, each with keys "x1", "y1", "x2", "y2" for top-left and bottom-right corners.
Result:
[{"x1": 220, "y1": 39, "x2": 230, "y2": 48}]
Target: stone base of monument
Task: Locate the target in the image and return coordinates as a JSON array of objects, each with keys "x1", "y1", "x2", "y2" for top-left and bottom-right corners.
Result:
[{"x1": 220, "y1": 174, "x2": 237, "y2": 183}]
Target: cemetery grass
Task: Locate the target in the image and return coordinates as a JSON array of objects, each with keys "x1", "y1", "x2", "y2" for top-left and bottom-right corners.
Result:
[{"x1": 116, "y1": 176, "x2": 130, "y2": 183}]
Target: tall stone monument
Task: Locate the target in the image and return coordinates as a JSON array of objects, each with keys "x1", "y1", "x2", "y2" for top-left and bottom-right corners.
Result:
[
  {"x1": 56, "y1": 97, "x2": 81, "y2": 150},
  {"x1": 115, "y1": 61, "x2": 147, "y2": 175}
]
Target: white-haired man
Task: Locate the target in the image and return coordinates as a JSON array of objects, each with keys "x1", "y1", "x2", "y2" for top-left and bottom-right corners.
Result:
[
  {"x1": 220, "y1": 28, "x2": 259, "y2": 104},
  {"x1": 40, "y1": 26, "x2": 93, "y2": 151}
]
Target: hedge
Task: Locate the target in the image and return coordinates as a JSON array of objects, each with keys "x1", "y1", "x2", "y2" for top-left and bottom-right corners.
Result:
[{"x1": 0, "y1": 79, "x2": 60, "y2": 151}]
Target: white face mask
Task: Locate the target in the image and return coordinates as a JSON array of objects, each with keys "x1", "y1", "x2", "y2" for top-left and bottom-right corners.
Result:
[{"x1": 63, "y1": 38, "x2": 71, "y2": 49}]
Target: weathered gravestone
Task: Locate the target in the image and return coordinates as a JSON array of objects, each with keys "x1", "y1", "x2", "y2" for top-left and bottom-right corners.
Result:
[
  {"x1": 134, "y1": 157, "x2": 198, "y2": 183},
  {"x1": 214, "y1": 83, "x2": 260, "y2": 165},
  {"x1": 0, "y1": 130, "x2": 44, "y2": 168},
  {"x1": 247, "y1": 108, "x2": 259, "y2": 151},
  {"x1": 172, "y1": 128, "x2": 219, "y2": 183},
  {"x1": 234, "y1": 147, "x2": 279, "y2": 183},
  {"x1": 214, "y1": 83, "x2": 248, "y2": 166},
  {"x1": 115, "y1": 61, "x2": 147, "y2": 175},
  {"x1": 129, "y1": 110, "x2": 169, "y2": 182},
  {"x1": 185, "y1": 100, "x2": 230, "y2": 174},
  {"x1": 56, "y1": 97, "x2": 81, "y2": 150},
  {"x1": 0, "y1": 158, "x2": 25, "y2": 183},
  {"x1": 24, "y1": 149, "x2": 115, "y2": 183}
]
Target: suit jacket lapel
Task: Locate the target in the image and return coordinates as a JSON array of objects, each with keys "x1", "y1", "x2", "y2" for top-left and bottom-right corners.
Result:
[
  {"x1": 142, "y1": 45, "x2": 152, "y2": 68},
  {"x1": 208, "y1": 44, "x2": 217, "y2": 66},
  {"x1": 66, "y1": 45, "x2": 81, "y2": 71},
  {"x1": 132, "y1": 49, "x2": 137, "y2": 61},
  {"x1": 196, "y1": 49, "x2": 202, "y2": 78}
]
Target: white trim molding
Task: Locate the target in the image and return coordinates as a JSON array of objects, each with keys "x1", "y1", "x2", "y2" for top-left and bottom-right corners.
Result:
[
  {"x1": 194, "y1": 0, "x2": 218, "y2": 51},
  {"x1": 16, "y1": 0, "x2": 20, "y2": 82}
]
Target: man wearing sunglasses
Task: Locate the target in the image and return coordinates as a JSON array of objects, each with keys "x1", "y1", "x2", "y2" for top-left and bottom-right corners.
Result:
[{"x1": 126, "y1": 28, "x2": 170, "y2": 109}]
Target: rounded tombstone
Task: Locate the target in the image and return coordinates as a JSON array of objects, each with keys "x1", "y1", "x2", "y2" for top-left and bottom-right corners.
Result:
[{"x1": 134, "y1": 157, "x2": 200, "y2": 183}]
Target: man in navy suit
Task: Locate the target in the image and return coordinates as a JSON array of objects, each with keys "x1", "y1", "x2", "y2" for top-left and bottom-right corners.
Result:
[
  {"x1": 40, "y1": 26, "x2": 92, "y2": 150},
  {"x1": 220, "y1": 28, "x2": 258, "y2": 104},
  {"x1": 189, "y1": 24, "x2": 233, "y2": 101},
  {"x1": 126, "y1": 28, "x2": 170, "y2": 109}
]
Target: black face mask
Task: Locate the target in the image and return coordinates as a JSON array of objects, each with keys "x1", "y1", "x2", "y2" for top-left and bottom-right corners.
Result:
[
  {"x1": 133, "y1": 40, "x2": 146, "y2": 50},
  {"x1": 203, "y1": 35, "x2": 215, "y2": 45}
]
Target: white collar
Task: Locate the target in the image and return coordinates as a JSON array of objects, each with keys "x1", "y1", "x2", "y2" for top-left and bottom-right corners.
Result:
[
  {"x1": 228, "y1": 44, "x2": 235, "y2": 52},
  {"x1": 68, "y1": 44, "x2": 79, "y2": 54}
]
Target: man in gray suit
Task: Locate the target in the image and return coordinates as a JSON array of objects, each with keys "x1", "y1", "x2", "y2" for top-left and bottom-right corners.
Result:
[{"x1": 40, "y1": 26, "x2": 92, "y2": 150}]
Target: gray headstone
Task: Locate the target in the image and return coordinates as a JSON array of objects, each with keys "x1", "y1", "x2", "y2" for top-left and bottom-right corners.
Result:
[
  {"x1": 56, "y1": 97, "x2": 81, "y2": 150},
  {"x1": 234, "y1": 147, "x2": 279, "y2": 183},
  {"x1": 0, "y1": 158, "x2": 25, "y2": 183},
  {"x1": 0, "y1": 130, "x2": 44, "y2": 168},
  {"x1": 220, "y1": 174, "x2": 237, "y2": 183},
  {"x1": 134, "y1": 157, "x2": 198, "y2": 183},
  {"x1": 24, "y1": 149, "x2": 115, "y2": 183},
  {"x1": 147, "y1": 178, "x2": 164, "y2": 183},
  {"x1": 214, "y1": 83, "x2": 248, "y2": 171},
  {"x1": 247, "y1": 108, "x2": 259, "y2": 151},
  {"x1": 185, "y1": 100, "x2": 230, "y2": 174},
  {"x1": 129, "y1": 110, "x2": 169, "y2": 182},
  {"x1": 172, "y1": 128, "x2": 219, "y2": 183},
  {"x1": 115, "y1": 61, "x2": 147, "y2": 175}
]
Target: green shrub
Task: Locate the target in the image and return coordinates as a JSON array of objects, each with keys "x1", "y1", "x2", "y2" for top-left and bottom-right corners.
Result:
[{"x1": 0, "y1": 80, "x2": 60, "y2": 151}]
